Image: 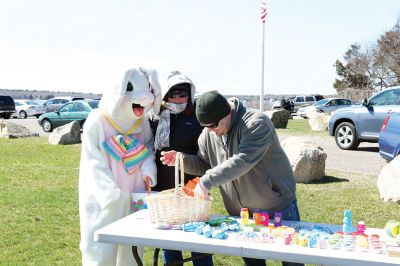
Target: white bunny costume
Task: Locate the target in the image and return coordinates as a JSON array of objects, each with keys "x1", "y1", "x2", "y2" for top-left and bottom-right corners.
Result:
[{"x1": 79, "y1": 67, "x2": 161, "y2": 266}]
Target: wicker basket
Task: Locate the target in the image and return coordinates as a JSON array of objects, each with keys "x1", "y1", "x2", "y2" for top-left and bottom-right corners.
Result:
[{"x1": 146, "y1": 153, "x2": 213, "y2": 225}]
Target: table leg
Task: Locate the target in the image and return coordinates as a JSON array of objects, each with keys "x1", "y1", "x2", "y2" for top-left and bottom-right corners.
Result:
[
  {"x1": 165, "y1": 253, "x2": 211, "y2": 266},
  {"x1": 131, "y1": 246, "x2": 143, "y2": 266},
  {"x1": 153, "y1": 248, "x2": 160, "y2": 266},
  {"x1": 151, "y1": 248, "x2": 210, "y2": 266}
]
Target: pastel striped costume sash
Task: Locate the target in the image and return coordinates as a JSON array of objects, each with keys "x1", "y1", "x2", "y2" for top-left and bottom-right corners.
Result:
[{"x1": 102, "y1": 111, "x2": 150, "y2": 175}]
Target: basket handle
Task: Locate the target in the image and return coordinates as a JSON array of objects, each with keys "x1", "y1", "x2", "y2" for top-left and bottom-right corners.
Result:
[{"x1": 174, "y1": 152, "x2": 185, "y2": 195}]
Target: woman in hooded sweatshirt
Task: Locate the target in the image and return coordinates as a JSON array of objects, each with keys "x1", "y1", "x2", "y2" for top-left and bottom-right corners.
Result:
[{"x1": 150, "y1": 71, "x2": 214, "y2": 266}]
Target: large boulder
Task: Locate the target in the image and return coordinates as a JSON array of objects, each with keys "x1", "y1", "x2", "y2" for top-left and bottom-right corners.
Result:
[
  {"x1": 377, "y1": 156, "x2": 400, "y2": 203},
  {"x1": 0, "y1": 121, "x2": 39, "y2": 138},
  {"x1": 281, "y1": 137, "x2": 327, "y2": 183},
  {"x1": 308, "y1": 109, "x2": 330, "y2": 131},
  {"x1": 48, "y1": 121, "x2": 81, "y2": 145},
  {"x1": 264, "y1": 109, "x2": 290, "y2": 129}
]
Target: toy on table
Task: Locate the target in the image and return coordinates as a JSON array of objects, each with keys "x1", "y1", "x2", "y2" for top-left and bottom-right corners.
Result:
[
  {"x1": 386, "y1": 245, "x2": 400, "y2": 258},
  {"x1": 261, "y1": 210, "x2": 269, "y2": 226},
  {"x1": 355, "y1": 235, "x2": 369, "y2": 251},
  {"x1": 342, "y1": 209, "x2": 354, "y2": 234},
  {"x1": 274, "y1": 211, "x2": 283, "y2": 227},
  {"x1": 369, "y1": 234, "x2": 385, "y2": 254},
  {"x1": 356, "y1": 221, "x2": 366, "y2": 235},
  {"x1": 206, "y1": 215, "x2": 234, "y2": 226},
  {"x1": 253, "y1": 209, "x2": 262, "y2": 225},
  {"x1": 240, "y1": 208, "x2": 249, "y2": 225},
  {"x1": 385, "y1": 220, "x2": 400, "y2": 238}
]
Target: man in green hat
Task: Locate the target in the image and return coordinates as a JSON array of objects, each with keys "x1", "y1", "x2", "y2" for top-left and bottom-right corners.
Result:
[{"x1": 161, "y1": 90, "x2": 302, "y2": 266}]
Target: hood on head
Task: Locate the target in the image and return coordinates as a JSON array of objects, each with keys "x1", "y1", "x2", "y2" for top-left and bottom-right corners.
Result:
[{"x1": 164, "y1": 71, "x2": 196, "y2": 104}]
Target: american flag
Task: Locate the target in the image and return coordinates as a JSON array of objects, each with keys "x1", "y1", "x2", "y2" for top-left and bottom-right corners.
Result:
[{"x1": 261, "y1": 0, "x2": 267, "y2": 23}]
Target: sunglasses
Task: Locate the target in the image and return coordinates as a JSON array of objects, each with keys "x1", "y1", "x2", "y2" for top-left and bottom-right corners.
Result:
[
  {"x1": 201, "y1": 120, "x2": 220, "y2": 129},
  {"x1": 167, "y1": 90, "x2": 188, "y2": 98}
]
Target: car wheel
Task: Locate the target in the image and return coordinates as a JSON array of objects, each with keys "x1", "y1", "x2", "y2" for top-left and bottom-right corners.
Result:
[
  {"x1": 334, "y1": 122, "x2": 359, "y2": 150},
  {"x1": 19, "y1": 110, "x2": 27, "y2": 119},
  {"x1": 42, "y1": 119, "x2": 53, "y2": 132}
]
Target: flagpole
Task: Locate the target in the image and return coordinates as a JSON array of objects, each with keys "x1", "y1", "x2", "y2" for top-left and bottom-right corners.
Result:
[
  {"x1": 260, "y1": 22, "x2": 265, "y2": 111},
  {"x1": 260, "y1": 0, "x2": 267, "y2": 111}
]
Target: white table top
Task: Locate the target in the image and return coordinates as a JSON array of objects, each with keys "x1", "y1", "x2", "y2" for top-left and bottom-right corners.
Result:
[{"x1": 94, "y1": 210, "x2": 400, "y2": 266}]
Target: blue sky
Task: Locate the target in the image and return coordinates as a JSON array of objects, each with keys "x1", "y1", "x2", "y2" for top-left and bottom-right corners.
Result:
[{"x1": 0, "y1": 0, "x2": 399, "y2": 96}]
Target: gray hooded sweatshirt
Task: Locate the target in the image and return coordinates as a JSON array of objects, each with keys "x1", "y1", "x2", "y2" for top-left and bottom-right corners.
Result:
[{"x1": 183, "y1": 98, "x2": 296, "y2": 216}]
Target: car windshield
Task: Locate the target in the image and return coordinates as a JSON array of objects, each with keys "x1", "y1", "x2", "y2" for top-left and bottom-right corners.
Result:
[
  {"x1": 313, "y1": 99, "x2": 329, "y2": 106},
  {"x1": 25, "y1": 101, "x2": 39, "y2": 105},
  {"x1": 87, "y1": 100, "x2": 99, "y2": 109}
]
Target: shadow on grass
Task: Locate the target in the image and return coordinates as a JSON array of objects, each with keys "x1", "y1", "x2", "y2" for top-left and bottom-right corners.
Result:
[{"x1": 307, "y1": 175, "x2": 349, "y2": 185}]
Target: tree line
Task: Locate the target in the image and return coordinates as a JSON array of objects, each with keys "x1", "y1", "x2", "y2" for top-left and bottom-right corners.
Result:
[{"x1": 334, "y1": 18, "x2": 400, "y2": 94}]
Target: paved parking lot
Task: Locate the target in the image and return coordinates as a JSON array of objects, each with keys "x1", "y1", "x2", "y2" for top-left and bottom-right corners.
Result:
[
  {"x1": 8, "y1": 117, "x2": 50, "y2": 137},
  {"x1": 278, "y1": 134, "x2": 386, "y2": 176},
  {"x1": 6, "y1": 118, "x2": 388, "y2": 176}
]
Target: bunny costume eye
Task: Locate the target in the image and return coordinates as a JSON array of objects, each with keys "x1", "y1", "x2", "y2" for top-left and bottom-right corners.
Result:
[{"x1": 127, "y1": 82, "x2": 133, "y2": 92}]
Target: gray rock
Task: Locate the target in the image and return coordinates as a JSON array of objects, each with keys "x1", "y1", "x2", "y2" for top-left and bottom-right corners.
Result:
[
  {"x1": 377, "y1": 156, "x2": 400, "y2": 203},
  {"x1": 308, "y1": 110, "x2": 330, "y2": 131},
  {"x1": 0, "y1": 120, "x2": 39, "y2": 138},
  {"x1": 48, "y1": 121, "x2": 81, "y2": 145},
  {"x1": 264, "y1": 109, "x2": 290, "y2": 128},
  {"x1": 281, "y1": 137, "x2": 327, "y2": 183}
]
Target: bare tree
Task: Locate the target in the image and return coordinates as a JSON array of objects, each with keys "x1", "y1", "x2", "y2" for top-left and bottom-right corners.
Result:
[{"x1": 334, "y1": 18, "x2": 400, "y2": 94}]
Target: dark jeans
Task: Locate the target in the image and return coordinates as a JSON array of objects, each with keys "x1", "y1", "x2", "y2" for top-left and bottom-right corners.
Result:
[
  {"x1": 242, "y1": 199, "x2": 304, "y2": 266},
  {"x1": 162, "y1": 249, "x2": 214, "y2": 266}
]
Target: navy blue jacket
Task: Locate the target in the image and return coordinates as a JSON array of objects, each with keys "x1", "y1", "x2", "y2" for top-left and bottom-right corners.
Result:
[{"x1": 150, "y1": 110, "x2": 203, "y2": 191}]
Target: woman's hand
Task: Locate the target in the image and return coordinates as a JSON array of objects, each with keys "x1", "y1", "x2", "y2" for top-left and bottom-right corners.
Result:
[{"x1": 160, "y1": 150, "x2": 177, "y2": 166}]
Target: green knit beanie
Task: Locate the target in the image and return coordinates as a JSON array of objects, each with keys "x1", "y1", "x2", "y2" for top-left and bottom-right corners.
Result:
[{"x1": 196, "y1": 91, "x2": 231, "y2": 125}]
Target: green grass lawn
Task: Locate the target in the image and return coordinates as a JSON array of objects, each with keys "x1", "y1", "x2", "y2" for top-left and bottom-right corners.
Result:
[
  {"x1": 275, "y1": 118, "x2": 330, "y2": 137},
  {"x1": 0, "y1": 120, "x2": 398, "y2": 265}
]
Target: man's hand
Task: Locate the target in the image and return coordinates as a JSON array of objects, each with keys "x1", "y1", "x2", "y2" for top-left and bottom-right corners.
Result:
[
  {"x1": 194, "y1": 179, "x2": 209, "y2": 200},
  {"x1": 160, "y1": 150, "x2": 177, "y2": 166}
]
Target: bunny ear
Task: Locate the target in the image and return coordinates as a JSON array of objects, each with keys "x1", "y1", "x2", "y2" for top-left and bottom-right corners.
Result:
[{"x1": 148, "y1": 69, "x2": 162, "y2": 115}]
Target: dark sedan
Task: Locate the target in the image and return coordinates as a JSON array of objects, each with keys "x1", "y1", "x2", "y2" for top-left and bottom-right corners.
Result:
[
  {"x1": 38, "y1": 100, "x2": 95, "y2": 132},
  {"x1": 379, "y1": 113, "x2": 400, "y2": 161}
]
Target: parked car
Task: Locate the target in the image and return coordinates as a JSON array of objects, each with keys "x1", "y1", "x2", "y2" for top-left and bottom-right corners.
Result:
[
  {"x1": 297, "y1": 98, "x2": 353, "y2": 118},
  {"x1": 271, "y1": 101, "x2": 279, "y2": 109},
  {"x1": 0, "y1": 95, "x2": 15, "y2": 119},
  {"x1": 44, "y1": 96, "x2": 84, "y2": 113},
  {"x1": 85, "y1": 99, "x2": 100, "y2": 109},
  {"x1": 38, "y1": 100, "x2": 94, "y2": 132},
  {"x1": 13, "y1": 100, "x2": 46, "y2": 119},
  {"x1": 328, "y1": 86, "x2": 400, "y2": 150},
  {"x1": 34, "y1": 99, "x2": 48, "y2": 105},
  {"x1": 292, "y1": 94, "x2": 324, "y2": 113},
  {"x1": 379, "y1": 113, "x2": 400, "y2": 161}
]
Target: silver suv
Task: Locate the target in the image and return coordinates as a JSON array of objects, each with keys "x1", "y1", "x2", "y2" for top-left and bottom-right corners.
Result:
[
  {"x1": 44, "y1": 96, "x2": 84, "y2": 113},
  {"x1": 280, "y1": 94, "x2": 324, "y2": 113},
  {"x1": 328, "y1": 86, "x2": 400, "y2": 150}
]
